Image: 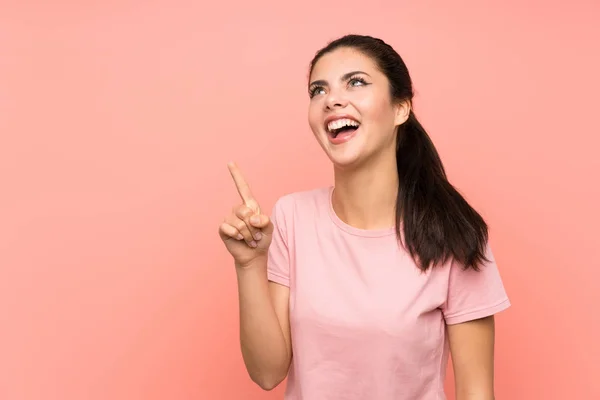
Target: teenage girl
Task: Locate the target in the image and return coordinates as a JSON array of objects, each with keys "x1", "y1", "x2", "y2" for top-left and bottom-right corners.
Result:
[{"x1": 219, "y1": 34, "x2": 510, "y2": 400}]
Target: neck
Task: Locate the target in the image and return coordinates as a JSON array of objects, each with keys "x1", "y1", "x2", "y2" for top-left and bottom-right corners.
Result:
[{"x1": 332, "y1": 153, "x2": 398, "y2": 231}]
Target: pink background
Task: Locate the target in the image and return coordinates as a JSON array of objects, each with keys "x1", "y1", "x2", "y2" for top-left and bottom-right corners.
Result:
[{"x1": 1, "y1": 1, "x2": 599, "y2": 399}]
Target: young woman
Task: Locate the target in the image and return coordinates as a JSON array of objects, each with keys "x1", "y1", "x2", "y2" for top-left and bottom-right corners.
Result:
[{"x1": 219, "y1": 34, "x2": 510, "y2": 400}]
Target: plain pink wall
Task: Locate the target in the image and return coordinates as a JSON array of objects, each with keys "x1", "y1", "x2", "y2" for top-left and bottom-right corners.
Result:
[{"x1": 1, "y1": 1, "x2": 599, "y2": 399}]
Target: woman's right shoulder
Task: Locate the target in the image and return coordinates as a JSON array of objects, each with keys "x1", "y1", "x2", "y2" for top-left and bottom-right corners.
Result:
[{"x1": 271, "y1": 186, "x2": 331, "y2": 219}]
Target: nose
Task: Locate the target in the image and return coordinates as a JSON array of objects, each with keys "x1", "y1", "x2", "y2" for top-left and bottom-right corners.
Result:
[{"x1": 324, "y1": 88, "x2": 348, "y2": 110}]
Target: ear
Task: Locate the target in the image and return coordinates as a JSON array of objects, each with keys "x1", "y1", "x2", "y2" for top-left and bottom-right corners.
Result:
[{"x1": 394, "y1": 100, "x2": 411, "y2": 126}]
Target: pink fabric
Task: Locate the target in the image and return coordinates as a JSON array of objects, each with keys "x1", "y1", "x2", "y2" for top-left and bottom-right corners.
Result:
[{"x1": 267, "y1": 187, "x2": 510, "y2": 400}]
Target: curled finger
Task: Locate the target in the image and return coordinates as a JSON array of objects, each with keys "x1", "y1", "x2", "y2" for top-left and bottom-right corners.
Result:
[
  {"x1": 227, "y1": 215, "x2": 257, "y2": 248},
  {"x1": 219, "y1": 222, "x2": 243, "y2": 241},
  {"x1": 235, "y1": 205, "x2": 263, "y2": 242}
]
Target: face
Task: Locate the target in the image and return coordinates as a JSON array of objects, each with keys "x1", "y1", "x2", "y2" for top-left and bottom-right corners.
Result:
[{"x1": 308, "y1": 47, "x2": 410, "y2": 168}]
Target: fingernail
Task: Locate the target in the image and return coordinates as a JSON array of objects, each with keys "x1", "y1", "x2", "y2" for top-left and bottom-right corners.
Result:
[
  {"x1": 249, "y1": 241, "x2": 257, "y2": 248},
  {"x1": 237, "y1": 234, "x2": 243, "y2": 240},
  {"x1": 250, "y1": 216, "x2": 260, "y2": 225},
  {"x1": 254, "y1": 232, "x2": 262, "y2": 241}
]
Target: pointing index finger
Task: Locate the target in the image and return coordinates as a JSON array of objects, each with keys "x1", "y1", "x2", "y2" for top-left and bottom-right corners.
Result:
[{"x1": 227, "y1": 162, "x2": 260, "y2": 213}]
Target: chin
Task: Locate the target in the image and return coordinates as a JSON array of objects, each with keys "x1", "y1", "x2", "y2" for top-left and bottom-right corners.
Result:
[
  {"x1": 325, "y1": 148, "x2": 364, "y2": 169},
  {"x1": 314, "y1": 132, "x2": 363, "y2": 168}
]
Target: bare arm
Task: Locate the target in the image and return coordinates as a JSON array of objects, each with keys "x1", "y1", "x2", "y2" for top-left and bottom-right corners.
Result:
[
  {"x1": 219, "y1": 162, "x2": 293, "y2": 390},
  {"x1": 447, "y1": 316, "x2": 496, "y2": 400},
  {"x1": 236, "y1": 259, "x2": 292, "y2": 390}
]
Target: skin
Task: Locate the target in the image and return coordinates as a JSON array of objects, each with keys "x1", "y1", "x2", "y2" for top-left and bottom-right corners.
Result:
[
  {"x1": 448, "y1": 316, "x2": 496, "y2": 399},
  {"x1": 307, "y1": 47, "x2": 409, "y2": 230},
  {"x1": 219, "y1": 162, "x2": 291, "y2": 390},
  {"x1": 219, "y1": 47, "x2": 497, "y2": 398}
]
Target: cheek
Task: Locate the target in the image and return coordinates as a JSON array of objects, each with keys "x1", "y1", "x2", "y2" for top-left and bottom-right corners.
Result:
[
  {"x1": 358, "y1": 96, "x2": 396, "y2": 131},
  {"x1": 307, "y1": 103, "x2": 322, "y2": 134}
]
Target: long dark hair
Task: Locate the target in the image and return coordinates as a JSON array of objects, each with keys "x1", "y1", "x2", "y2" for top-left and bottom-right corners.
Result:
[{"x1": 309, "y1": 34, "x2": 488, "y2": 271}]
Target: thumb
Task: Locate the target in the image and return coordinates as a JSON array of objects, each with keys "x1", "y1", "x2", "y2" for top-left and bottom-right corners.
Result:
[{"x1": 249, "y1": 214, "x2": 274, "y2": 235}]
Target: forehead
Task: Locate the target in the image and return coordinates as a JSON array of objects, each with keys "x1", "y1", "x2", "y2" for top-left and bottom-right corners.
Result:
[{"x1": 310, "y1": 47, "x2": 380, "y2": 81}]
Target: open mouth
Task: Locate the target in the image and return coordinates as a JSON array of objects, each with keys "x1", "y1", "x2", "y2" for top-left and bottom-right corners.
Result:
[{"x1": 326, "y1": 118, "x2": 360, "y2": 138}]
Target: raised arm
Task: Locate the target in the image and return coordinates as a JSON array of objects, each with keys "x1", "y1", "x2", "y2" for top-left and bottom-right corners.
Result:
[{"x1": 219, "y1": 162, "x2": 292, "y2": 390}]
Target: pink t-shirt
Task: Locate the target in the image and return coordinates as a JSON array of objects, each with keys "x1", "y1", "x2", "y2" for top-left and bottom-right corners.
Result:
[{"x1": 267, "y1": 187, "x2": 510, "y2": 400}]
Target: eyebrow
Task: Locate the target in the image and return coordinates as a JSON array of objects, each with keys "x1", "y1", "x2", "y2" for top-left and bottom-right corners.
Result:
[{"x1": 309, "y1": 70, "x2": 371, "y2": 87}]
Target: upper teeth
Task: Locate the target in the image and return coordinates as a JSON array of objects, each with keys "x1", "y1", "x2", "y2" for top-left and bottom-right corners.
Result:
[{"x1": 327, "y1": 118, "x2": 359, "y2": 132}]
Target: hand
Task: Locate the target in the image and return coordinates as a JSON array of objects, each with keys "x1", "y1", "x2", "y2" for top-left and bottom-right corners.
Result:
[{"x1": 219, "y1": 162, "x2": 274, "y2": 268}]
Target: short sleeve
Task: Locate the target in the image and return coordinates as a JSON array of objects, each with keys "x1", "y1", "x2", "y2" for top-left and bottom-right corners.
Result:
[
  {"x1": 266, "y1": 199, "x2": 291, "y2": 287},
  {"x1": 441, "y1": 243, "x2": 511, "y2": 325}
]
